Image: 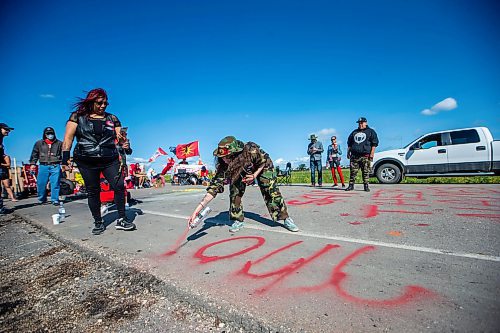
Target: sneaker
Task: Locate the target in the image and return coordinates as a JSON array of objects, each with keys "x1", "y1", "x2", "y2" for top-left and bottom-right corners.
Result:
[
  {"x1": 115, "y1": 217, "x2": 136, "y2": 231},
  {"x1": 125, "y1": 203, "x2": 130, "y2": 210},
  {"x1": 0, "y1": 207, "x2": 13, "y2": 215},
  {"x1": 332, "y1": 184, "x2": 338, "y2": 188},
  {"x1": 37, "y1": 200, "x2": 47, "y2": 205},
  {"x1": 345, "y1": 184, "x2": 354, "y2": 191},
  {"x1": 364, "y1": 184, "x2": 370, "y2": 192},
  {"x1": 229, "y1": 221, "x2": 245, "y2": 233},
  {"x1": 52, "y1": 201, "x2": 59, "y2": 206},
  {"x1": 92, "y1": 221, "x2": 105, "y2": 235},
  {"x1": 283, "y1": 217, "x2": 299, "y2": 232}
]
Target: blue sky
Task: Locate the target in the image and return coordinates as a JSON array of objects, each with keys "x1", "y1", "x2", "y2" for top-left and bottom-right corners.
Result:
[{"x1": 1, "y1": 0, "x2": 499, "y2": 170}]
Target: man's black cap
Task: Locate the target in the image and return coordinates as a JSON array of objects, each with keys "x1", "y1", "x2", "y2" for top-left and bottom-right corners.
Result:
[
  {"x1": 0, "y1": 123, "x2": 14, "y2": 131},
  {"x1": 356, "y1": 117, "x2": 367, "y2": 123}
]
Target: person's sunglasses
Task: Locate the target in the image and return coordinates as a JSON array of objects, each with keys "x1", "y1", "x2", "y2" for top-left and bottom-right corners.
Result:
[
  {"x1": 217, "y1": 147, "x2": 230, "y2": 156},
  {"x1": 95, "y1": 101, "x2": 109, "y2": 106}
]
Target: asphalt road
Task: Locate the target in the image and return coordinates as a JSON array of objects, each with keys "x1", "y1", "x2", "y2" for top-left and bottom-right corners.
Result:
[{"x1": 6, "y1": 183, "x2": 500, "y2": 332}]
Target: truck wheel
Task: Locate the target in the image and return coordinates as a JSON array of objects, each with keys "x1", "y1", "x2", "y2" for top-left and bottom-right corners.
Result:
[
  {"x1": 189, "y1": 175, "x2": 198, "y2": 185},
  {"x1": 376, "y1": 163, "x2": 402, "y2": 184}
]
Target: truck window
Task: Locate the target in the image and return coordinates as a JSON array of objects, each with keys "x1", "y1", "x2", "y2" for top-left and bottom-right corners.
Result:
[
  {"x1": 450, "y1": 129, "x2": 480, "y2": 145},
  {"x1": 417, "y1": 133, "x2": 442, "y2": 149}
]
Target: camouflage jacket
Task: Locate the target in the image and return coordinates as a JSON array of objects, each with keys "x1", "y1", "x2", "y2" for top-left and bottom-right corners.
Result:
[{"x1": 207, "y1": 142, "x2": 272, "y2": 197}]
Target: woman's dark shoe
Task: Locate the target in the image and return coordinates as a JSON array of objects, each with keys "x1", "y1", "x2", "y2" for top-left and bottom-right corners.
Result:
[
  {"x1": 115, "y1": 217, "x2": 136, "y2": 231},
  {"x1": 92, "y1": 221, "x2": 105, "y2": 235}
]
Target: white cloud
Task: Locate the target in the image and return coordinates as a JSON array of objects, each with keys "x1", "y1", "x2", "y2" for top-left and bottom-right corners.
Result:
[
  {"x1": 421, "y1": 109, "x2": 437, "y2": 116},
  {"x1": 421, "y1": 97, "x2": 457, "y2": 116},
  {"x1": 274, "y1": 158, "x2": 285, "y2": 165},
  {"x1": 294, "y1": 156, "x2": 310, "y2": 163},
  {"x1": 39, "y1": 94, "x2": 55, "y2": 99},
  {"x1": 310, "y1": 128, "x2": 337, "y2": 141},
  {"x1": 131, "y1": 157, "x2": 149, "y2": 163}
]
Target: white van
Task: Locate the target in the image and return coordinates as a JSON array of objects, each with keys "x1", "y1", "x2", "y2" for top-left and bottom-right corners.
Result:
[{"x1": 372, "y1": 127, "x2": 500, "y2": 183}]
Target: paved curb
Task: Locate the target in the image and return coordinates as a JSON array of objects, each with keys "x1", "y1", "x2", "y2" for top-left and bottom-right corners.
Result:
[{"x1": 13, "y1": 212, "x2": 285, "y2": 333}]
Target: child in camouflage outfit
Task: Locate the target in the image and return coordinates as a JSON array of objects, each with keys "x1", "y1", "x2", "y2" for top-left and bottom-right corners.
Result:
[{"x1": 187, "y1": 136, "x2": 299, "y2": 233}]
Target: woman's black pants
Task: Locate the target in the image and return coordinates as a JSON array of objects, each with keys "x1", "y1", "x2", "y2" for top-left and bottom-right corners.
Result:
[{"x1": 78, "y1": 160, "x2": 125, "y2": 222}]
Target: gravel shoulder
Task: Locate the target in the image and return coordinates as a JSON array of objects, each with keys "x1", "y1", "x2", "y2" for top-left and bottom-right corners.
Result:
[{"x1": 0, "y1": 214, "x2": 247, "y2": 333}]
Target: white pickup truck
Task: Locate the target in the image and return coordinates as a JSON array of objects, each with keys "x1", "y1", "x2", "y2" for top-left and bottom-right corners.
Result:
[{"x1": 372, "y1": 127, "x2": 500, "y2": 184}]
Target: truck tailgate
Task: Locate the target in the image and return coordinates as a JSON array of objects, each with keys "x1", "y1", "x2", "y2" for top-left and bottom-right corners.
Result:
[{"x1": 492, "y1": 140, "x2": 500, "y2": 172}]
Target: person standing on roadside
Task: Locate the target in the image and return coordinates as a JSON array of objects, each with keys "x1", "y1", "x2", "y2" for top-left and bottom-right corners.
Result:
[
  {"x1": 29, "y1": 127, "x2": 63, "y2": 205},
  {"x1": 307, "y1": 134, "x2": 323, "y2": 187},
  {"x1": 0, "y1": 123, "x2": 14, "y2": 214},
  {"x1": 61, "y1": 88, "x2": 136, "y2": 235},
  {"x1": 326, "y1": 136, "x2": 345, "y2": 188},
  {"x1": 346, "y1": 117, "x2": 379, "y2": 192},
  {"x1": 0, "y1": 155, "x2": 17, "y2": 202}
]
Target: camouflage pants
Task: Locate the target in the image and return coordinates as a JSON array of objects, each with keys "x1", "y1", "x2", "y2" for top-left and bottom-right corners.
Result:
[
  {"x1": 349, "y1": 156, "x2": 371, "y2": 185},
  {"x1": 229, "y1": 169, "x2": 289, "y2": 222}
]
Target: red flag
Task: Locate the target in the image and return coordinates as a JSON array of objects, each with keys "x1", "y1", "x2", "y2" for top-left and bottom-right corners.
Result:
[
  {"x1": 148, "y1": 147, "x2": 168, "y2": 162},
  {"x1": 176, "y1": 141, "x2": 199, "y2": 159}
]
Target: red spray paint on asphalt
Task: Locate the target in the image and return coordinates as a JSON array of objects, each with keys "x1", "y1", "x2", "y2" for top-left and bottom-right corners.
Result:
[
  {"x1": 194, "y1": 236, "x2": 266, "y2": 263},
  {"x1": 162, "y1": 224, "x2": 191, "y2": 256}
]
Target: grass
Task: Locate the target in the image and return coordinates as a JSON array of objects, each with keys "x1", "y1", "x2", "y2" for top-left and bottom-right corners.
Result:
[
  {"x1": 167, "y1": 169, "x2": 500, "y2": 185},
  {"x1": 289, "y1": 169, "x2": 500, "y2": 184}
]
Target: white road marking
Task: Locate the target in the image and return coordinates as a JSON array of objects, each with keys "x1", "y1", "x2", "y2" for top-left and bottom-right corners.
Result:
[
  {"x1": 142, "y1": 209, "x2": 192, "y2": 220},
  {"x1": 142, "y1": 209, "x2": 500, "y2": 262}
]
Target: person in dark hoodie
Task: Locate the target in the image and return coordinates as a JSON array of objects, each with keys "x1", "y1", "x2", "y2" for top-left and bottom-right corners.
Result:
[
  {"x1": 30, "y1": 127, "x2": 63, "y2": 204},
  {"x1": 346, "y1": 117, "x2": 379, "y2": 192}
]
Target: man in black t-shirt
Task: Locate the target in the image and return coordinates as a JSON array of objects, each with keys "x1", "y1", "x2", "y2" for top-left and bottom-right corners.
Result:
[{"x1": 346, "y1": 117, "x2": 379, "y2": 192}]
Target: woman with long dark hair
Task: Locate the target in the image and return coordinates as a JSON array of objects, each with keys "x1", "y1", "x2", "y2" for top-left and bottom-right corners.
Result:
[
  {"x1": 62, "y1": 88, "x2": 136, "y2": 235},
  {"x1": 187, "y1": 136, "x2": 299, "y2": 233}
]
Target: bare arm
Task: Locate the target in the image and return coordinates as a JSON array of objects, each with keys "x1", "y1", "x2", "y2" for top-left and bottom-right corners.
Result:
[
  {"x1": 115, "y1": 126, "x2": 125, "y2": 143},
  {"x1": 61, "y1": 122, "x2": 77, "y2": 170},
  {"x1": 62, "y1": 121, "x2": 77, "y2": 151},
  {"x1": 0, "y1": 155, "x2": 10, "y2": 167},
  {"x1": 370, "y1": 146, "x2": 376, "y2": 160},
  {"x1": 188, "y1": 193, "x2": 215, "y2": 224},
  {"x1": 242, "y1": 165, "x2": 265, "y2": 185}
]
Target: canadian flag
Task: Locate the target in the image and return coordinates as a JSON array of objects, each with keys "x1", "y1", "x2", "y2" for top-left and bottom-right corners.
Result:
[{"x1": 148, "y1": 147, "x2": 168, "y2": 162}]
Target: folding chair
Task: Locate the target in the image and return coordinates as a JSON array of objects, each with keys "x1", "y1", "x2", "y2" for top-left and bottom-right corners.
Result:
[{"x1": 275, "y1": 162, "x2": 292, "y2": 185}]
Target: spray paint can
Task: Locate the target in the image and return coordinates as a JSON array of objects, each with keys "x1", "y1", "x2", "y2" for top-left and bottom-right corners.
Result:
[{"x1": 190, "y1": 206, "x2": 211, "y2": 229}]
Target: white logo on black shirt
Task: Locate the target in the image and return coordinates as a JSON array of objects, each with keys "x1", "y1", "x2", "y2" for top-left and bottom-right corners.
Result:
[{"x1": 354, "y1": 132, "x2": 366, "y2": 144}]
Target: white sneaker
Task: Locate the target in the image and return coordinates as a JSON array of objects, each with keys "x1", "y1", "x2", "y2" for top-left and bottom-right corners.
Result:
[{"x1": 283, "y1": 217, "x2": 299, "y2": 232}]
